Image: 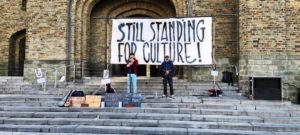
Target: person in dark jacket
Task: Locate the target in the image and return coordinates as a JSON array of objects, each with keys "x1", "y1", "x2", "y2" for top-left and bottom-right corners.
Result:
[
  {"x1": 159, "y1": 55, "x2": 175, "y2": 98},
  {"x1": 125, "y1": 53, "x2": 139, "y2": 95}
]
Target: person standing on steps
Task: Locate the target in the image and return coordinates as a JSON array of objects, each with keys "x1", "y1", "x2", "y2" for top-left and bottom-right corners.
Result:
[
  {"x1": 125, "y1": 53, "x2": 138, "y2": 95},
  {"x1": 159, "y1": 55, "x2": 175, "y2": 98}
]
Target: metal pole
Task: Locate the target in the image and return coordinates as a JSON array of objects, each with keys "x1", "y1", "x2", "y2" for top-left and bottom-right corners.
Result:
[
  {"x1": 187, "y1": 0, "x2": 193, "y2": 82},
  {"x1": 214, "y1": 73, "x2": 217, "y2": 96},
  {"x1": 82, "y1": 61, "x2": 84, "y2": 79},
  {"x1": 213, "y1": 18, "x2": 216, "y2": 63},
  {"x1": 105, "y1": 18, "x2": 109, "y2": 70},
  {"x1": 64, "y1": 66, "x2": 67, "y2": 81},
  {"x1": 73, "y1": 64, "x2": 76, "y2": 83},
  {"x1": 54, "y1": 66, "x2": 57, "y2": 88},
  {"x1": 44, "y1": 68, "x2": 47, "y2": 92}
]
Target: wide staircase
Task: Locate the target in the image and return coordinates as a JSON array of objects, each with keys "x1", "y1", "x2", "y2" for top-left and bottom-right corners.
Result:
[{"x1": 0, "y1": 76, "x2": 300, "y2": 135}]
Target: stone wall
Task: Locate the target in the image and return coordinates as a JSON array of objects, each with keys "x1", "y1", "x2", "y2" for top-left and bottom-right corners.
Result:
[
  {"x1": 0, "y1": 1, "x2": 27, "y2": 75},
  {"x1": 0, "y1": 0, "x2": 239, "y2": 81},
  {"x1": 0, "y1": 0, "x2": 68, "y2": 80},
  {"x1": 239, "y1": 0, "x2": 300, "y2": 102},
  {"x1": 191, "y1": 0, "x2": 238, "y2": 81},
  {"x1": 285, "y1": 0, "x2": 300, "y2": 102},
  {"x1": 23, "y1": 0, "x2": 68, "y2": 81}
]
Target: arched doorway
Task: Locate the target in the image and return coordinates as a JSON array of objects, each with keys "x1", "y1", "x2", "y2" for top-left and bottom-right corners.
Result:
[
  {"x1": 8, "y1": 29, "x2": 26, "y2": 76},
  {"x1": 88, "y1": 0, "x2": 180, "y2": 77}
]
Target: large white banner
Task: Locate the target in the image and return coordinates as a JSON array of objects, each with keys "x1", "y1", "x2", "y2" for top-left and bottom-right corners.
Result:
[{"x1": 111, "y1": 17, "x2": 212, "y2": 65}]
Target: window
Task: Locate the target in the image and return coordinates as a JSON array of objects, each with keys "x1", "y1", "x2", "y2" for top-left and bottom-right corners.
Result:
[{"x1": 21, "y1": 0, "x2": 27, "y2": 11}]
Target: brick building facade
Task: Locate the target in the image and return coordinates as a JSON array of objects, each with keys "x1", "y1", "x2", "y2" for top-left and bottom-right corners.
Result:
[{"x1": 0, "y1": 0, "x2": 299, "y2": 102}]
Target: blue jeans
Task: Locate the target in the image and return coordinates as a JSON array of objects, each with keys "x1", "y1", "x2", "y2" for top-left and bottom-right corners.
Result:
[{"x1": 127, "y1": 74, "x2": 137, "y2": 94}]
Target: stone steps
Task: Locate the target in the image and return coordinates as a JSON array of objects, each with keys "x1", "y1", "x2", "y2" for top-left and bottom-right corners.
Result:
[
  {"x1": 0, "y1": 101, "x2": 58, "y2": 107},
  {"x1": 0, "y1": 101, "x2": 299, "y2": 134},
  {"x1": 2, "y1": 131, "x2": 299, "y2": 135},
  {"x1": 0, "y1": 91, "x2": 211, "y2": 96},
  {"x1": 0, "y1": 96, "x2": 296, "y2": 111},
  {"x1": 2, "y1": 82, "x2": 237, "y2": 89},
  {"x1": 17, "y1": 83, "x2": 237, "y2": 90},
  {"x1": 0, "y1": 104, "x2": 298, "y2": 116},
  {"x1": 0, "y1": 94, "x2": 61, "y2": 98},
  {"x1": 0, "y1": 96, "x2": 61, "y2": 102},
  {"x1": 0, "y1": 132, "x2": 142, "y2": 135},
  {"x1": 0, "y1": 115, "x2": 300, "y2": 132},
  {"x1": 82, "y1": 83, "x2": 234, "y2": 88},
  {"x1": 0, "y1": 77, "x2": 31, "y2": 89},
  {"x1": 0, "y1": 90, "x2": 239, "y2": 97},
  {"x1": 0, "y1": 108, "x2": 298, "y2": 120},
  {"x1": 0, "y1": 103, "x2": 295, "y2": 113},
  {"x1": 0, "y1": 82, "x2": 32, "y2": 85},
  {"x1": 0, "y1": 124, "x2": 299, "y2": 134},
  {"x1": 0, "y1": 77, "x2": 239, "y2": 98},
  {"x1": 0, "y1": 94, "x2": 293, "y2": 107},
  {"x1": 3, "y1": 88, "x2": 219, "y2": 93},
  {"x1": 1, "y1": 77, "x2": 300, "y2": 134},
  {"x1": 0, "y1": 118, "x2": 296, "y2": 132},
  {"x1": 5, "y1": 77, "x2": 231, "y2": 87},
  {"x1": 84, "y1": 77, "x2": 188, "y2": 83},
  {"x1": 141, "y1": 102, "x2": 297, "y2": 111}
]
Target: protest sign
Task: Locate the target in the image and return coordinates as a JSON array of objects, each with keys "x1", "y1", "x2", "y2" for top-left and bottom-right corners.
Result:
[{"x1": 111, "y1": 17, "x2": 212, "y2": 65}]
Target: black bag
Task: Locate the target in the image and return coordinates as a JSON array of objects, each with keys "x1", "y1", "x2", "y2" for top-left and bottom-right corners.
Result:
[
  {"x1": 208, "y1": 89, "x2": 222, "y2": 97},
  {"x1": 71, "y1": 90, "x2": 85, "y2": 97},
  {"x1": 222, "y1": 71, "x2": 234, "y2": 86}
]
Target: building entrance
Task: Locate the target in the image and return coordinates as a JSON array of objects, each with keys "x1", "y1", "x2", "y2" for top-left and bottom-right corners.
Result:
[
  {"x1": 8, "y1": 29, "x2": 26, "y2": 76},
  {"x1": 88, "y1": 0, "x2": 179, "y2": 78}
]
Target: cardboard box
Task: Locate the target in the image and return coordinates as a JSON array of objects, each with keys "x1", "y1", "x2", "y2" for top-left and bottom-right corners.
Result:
[
  {"x1": 85, "y1": 95, "x2": 101, "y2": 108},
  {"x1": 88, "y1": 103, "x2": 100, "y2": 108},
  {"x1": 85, "y1": 95, "x2": 101, "y2": 102},
  {"x1": 70, "y1": 97, "x2": 85, "y2": 107}
]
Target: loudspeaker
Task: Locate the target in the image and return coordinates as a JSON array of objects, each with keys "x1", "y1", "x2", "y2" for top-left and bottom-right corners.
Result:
[{"x1": 251, "y1": 77, "x2": 281, "y2": 100}]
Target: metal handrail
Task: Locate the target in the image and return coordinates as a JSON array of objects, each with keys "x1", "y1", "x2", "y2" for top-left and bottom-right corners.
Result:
[
  {"x1": 1, "y1": 60, "x2": 100, "y2": 92},
  {"x1": 284, "y1": 83, "x2": 300, "y2": 89}
]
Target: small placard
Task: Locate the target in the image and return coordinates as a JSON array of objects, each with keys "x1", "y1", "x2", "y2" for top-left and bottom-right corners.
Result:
[
  {"x1": 104, "y1": 93, "x2": 123, "y2": 107},
  {"x1": 122, "y1": 94, "x2": 133, "y2": 107},
  {"x1": 132, "y1": 95, "x2": 143, "y2": 107},
  {"x1": 101, "y1": 78, "x2": 111, "y2": 85},
  {"x1": 37, "y1": 78, "x2": 46, "y2": 84},
  {"x1": 103, "y1": 70, "x2": 109, "y2": 79},
  {"x1": 211, "y1": 70, "x2": 218, "y2": 76},
  {"x1": 104, "y1": 93, "x2": 143, "y2": 107}
]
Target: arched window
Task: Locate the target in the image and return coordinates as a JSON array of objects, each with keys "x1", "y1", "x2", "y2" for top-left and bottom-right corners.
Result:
[{"x1": 21, "y1": 0, "x2": 27, "y2": 11}]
